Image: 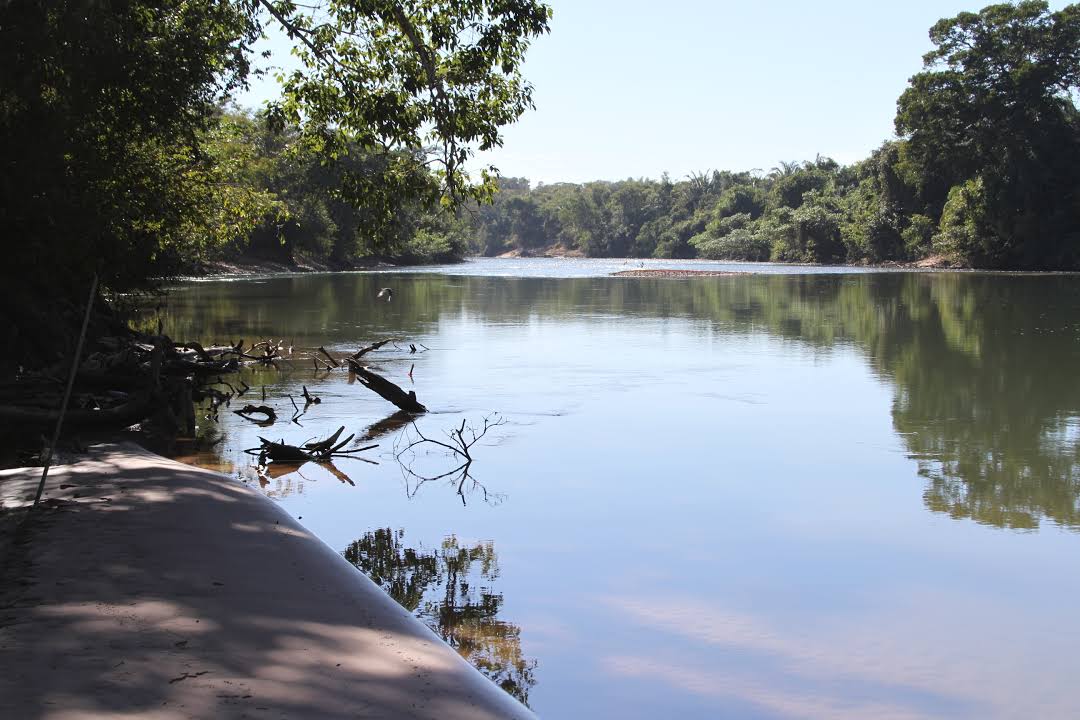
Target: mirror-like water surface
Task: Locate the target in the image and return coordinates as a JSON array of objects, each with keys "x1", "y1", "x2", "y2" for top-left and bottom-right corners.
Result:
[{"x1": 152, "y1": 259, "x2": 1080, "y2": 718}]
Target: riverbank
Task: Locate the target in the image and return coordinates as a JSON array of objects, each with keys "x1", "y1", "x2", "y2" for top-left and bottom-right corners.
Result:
[
  {"x1": 0, "y1": 444, "x2": 532, "y2": 719},
  {"x1": 610, "y1": 269, "x2": 747, "y2": 277},
  {"x1": 489, "y1": 245, "x2": 960, "y2": 268},
  {"x1": 191, "y1": 253, "x2": 400, "y2": 277},
  {"x1": 192, "y1": 251, "x2": 963, "y2": 279},
  {"x1": 189, "y1": 250, "x2": 470, "y2": 279}
]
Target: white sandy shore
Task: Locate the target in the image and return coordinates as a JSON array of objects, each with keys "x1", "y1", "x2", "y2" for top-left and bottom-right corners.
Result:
[{"x1": 0, "y1": 444, "x2": 533, "y2": 719}]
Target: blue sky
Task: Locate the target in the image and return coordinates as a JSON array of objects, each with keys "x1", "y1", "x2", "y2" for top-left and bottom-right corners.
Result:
[{"x1": 237, "y1": 1, "x2": 1069, "y2": 184}]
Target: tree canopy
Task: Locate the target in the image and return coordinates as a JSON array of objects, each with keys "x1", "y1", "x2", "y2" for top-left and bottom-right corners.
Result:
[
  {"x1": 896, "y1": 0, "x2": 1080, "y2": 267},
  {"x1": 460, "y1": 3, "x2": 1080, "y2": 269},
  {"x1": 0, "y1": 0, "x2": 551, "y2": 294}
]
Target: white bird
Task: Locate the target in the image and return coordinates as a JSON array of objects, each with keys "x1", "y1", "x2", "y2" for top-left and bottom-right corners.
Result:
[{"x1": 376, "y1": 287, "x2": 393, "y2": 302}]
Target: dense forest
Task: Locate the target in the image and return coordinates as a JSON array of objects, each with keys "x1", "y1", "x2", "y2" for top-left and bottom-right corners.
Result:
[
  {"x1": 0, "y1": 0, "x2": 551, "y2": 373},
  {"x1": 471, "y1": 2, "x2": 1080, "y2": 268},
  {"x1": 150, "y1": 2, "x2": 1080, "y2": 271},
  {"x1": 167, "y1": 110, "x2": 475, "y2": 268},
  {"x1": 5, "y1": 0, "x2": 1080, "y2": 368}
]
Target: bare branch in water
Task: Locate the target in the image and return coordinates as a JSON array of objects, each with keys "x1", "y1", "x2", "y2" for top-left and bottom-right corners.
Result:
[{"x1": 393, "y1": 413, "x2": 506, "y2": 505}]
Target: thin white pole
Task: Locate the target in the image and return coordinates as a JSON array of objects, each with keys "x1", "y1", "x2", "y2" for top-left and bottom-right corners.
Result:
[{"x1": 34, "y1": 273, "x2": 99, "y2": 507}]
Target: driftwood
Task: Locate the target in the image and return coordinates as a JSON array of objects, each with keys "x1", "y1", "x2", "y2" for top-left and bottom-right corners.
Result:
[
  {"x1": 393, "y1": 340, "x2": 429, "y2": 354},
  {"x1": 0, "y1": 315, "x2": 259, "y2": 452},
  {"x1": 251, "y1": 437, "x2": 310, "y2": 464},
  {"x1": 353, "y1": 339, "x2": 392, "y2": 359},
  {"x1": 347, "y1": 361, "x2": 426, "y2": 413},
  {"x1": 182, "y1": 341, "x2": 212, "y2": 362},
  {"x1": 234, "y1": 339, "x2": 284, "y2": 366},
  {"x1": 0, "y1": 329, "x2": 246, "y2": 436},
  {"x1": 232, "y1": 404, "x2": 277, "y2": 425},
  {"x1": 163, "y1": 357, "x2": 238, "y2": 376},
  {"x1": 305, "y1": 425, "x2": 346, "y2": 454},
  {"x1": 317, "y1": 346, "x2": 339, "y2": 368},
  {"x1": 244, "y1": 425, "x2": 377, "y2": 465}
]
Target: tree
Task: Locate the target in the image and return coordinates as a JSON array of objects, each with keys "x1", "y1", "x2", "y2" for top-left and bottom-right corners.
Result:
[
  {"x1": 0, "y1": 0, "x2": 551, "y2": 370},
  {"x1": 1, "y1": 1, "x2": 550, "y2": 287},
  {"x1": 895, "y1": 1, "x2": 1080, "y2": 267},
  {"x1": 0, "y1": 0, "x2": 260, "y2": 290}
]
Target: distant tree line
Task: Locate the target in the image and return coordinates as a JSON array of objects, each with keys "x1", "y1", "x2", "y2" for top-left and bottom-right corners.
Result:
[{"x1": 468, "y1": 2, "x2": 1080, "y2": 269}]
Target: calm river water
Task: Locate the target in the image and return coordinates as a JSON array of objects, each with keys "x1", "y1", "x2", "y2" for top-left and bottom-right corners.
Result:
[{"x1": 153, "y1": 258, "x2": 1080, "y2": 719}]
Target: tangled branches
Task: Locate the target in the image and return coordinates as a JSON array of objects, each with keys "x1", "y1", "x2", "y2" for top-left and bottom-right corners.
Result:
[
  {"x1": 245, "y1": 425, "x2": 377, "y2": 466},
  {"x1": 393, "y1": 413, "x2": 506, "y2": 505}
]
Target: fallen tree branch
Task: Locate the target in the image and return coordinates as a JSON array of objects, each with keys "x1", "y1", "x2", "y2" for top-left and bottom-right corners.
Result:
[
  {"x1": 232, "y1": 404, "x2": 277, "y2": 426},
  {"x1": 317, "y1": 346, "x2": 339, "y2": 368},
  {"x1": 244, "y1": 425, "x2": 378, "y2": 466},
  {"x1": 347, "y1": 362, "x2": 426, "y2": 413},
  {"x1": 352, "y1": 339, "x2": 392, "y2": 359}
]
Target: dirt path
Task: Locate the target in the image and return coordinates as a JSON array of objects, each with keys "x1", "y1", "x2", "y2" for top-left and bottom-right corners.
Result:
[{"x1": 0, "y1": 444, "x2": 532, "y2": 719}]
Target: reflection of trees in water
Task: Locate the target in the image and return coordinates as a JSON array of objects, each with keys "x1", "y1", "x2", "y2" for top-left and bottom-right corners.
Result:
[
  {"x1": 343, "y1": 529, "x2": 536, "y2": 706},
  {"x1": 758, "y1": 274, "x2": 1080, "y2": 530},
  {"x1": 879, "y1": 276, "x2": 1080, "y2": 530},
  {"x1": 155, "y1": 270, "x2": 1080, "y2": 530},
  {"x1": 703, "y1": 273, "x2": 1080, "y2": 530}
]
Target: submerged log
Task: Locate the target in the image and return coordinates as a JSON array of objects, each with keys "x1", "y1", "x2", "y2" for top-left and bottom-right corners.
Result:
[
  {"x1": 317, "y1": 346, "x2": 339, "y2": 368},
  {"x1": 233, "y1": 404, "x2": 277, "y2": 425},
  {"x1": 254, "y1": 437, "x2": 311, "y2": 464},
  {"x1": 347, "y1": 361, "x2": 426, "y2": 413},
  {"x1": 352, "y1": 339, "x2": 392, "y2": 359},
  {"x1": 246, "y1": 425, "x2": 377, "y2": 465}
]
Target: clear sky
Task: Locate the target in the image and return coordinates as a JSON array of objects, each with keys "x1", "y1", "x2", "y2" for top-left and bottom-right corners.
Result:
[{"x1": 237, "y1": 1, "x2": 1070, "y2": 184}]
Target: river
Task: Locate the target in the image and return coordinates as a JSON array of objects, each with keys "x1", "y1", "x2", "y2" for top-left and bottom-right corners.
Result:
[{"x1": 151, "y1": 258, "x2": 1080, "y2": 718}]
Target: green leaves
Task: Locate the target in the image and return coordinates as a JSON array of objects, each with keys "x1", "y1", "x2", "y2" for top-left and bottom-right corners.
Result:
[
  {"x1": 259, "y1": 0, "x2": 551, "y2": 207},
  {"x1": 895, "y1": 1, "x2": 1080, "y2": 267},
  {"x1": 1, "y1": 0, "x2": 551, "y2": 297}
]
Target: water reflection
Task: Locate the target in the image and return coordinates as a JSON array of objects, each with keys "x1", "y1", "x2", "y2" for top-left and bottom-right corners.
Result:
[
  {"x1": 157, "y1": 269, "x2": 1080, "y2": 532},
  {"x1": 600, "y1": 592, "x2": 1069, "y2": 718},
  {"x1": 361, "y1": 410, "x2": 415, "y2": 441},
  {"x1": 343, "y1": 529, "x2": 537, "y2": 706},
  {"x1": 394, "y1": 414, "x2": 507, "y2": 506}
]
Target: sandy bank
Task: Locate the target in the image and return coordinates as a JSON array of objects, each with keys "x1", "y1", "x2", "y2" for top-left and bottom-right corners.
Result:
[
  {"x1": 610, "y1": 269, "x2": 747, "y2": 277},
  {"x1": 0, "y1": 444, "x2": 532, "y2": 720},
  {"x1": 191, "y1": 254, "x2": 398, "y2": 277}
]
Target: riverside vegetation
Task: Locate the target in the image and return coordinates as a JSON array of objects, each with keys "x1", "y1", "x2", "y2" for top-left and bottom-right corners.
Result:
[
  {"x1": 3, "y1": 1, "x2": 1080, "y2": 422},
  {"x1": 69, "y1": 1, "x2": 1080, "y2": 277},
  {"x1": 126, "y1": 2, "x2": 1080, "y2": 272},
  {"x1": 0, "y1": 0, "x2": 552, "y2": 462},
  {"x1": 474, "y1": 3, "x2": 1080, "y2": 269},
  {"x1": 0, "y1": 0, "x2": 552, "y2": 378}
]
